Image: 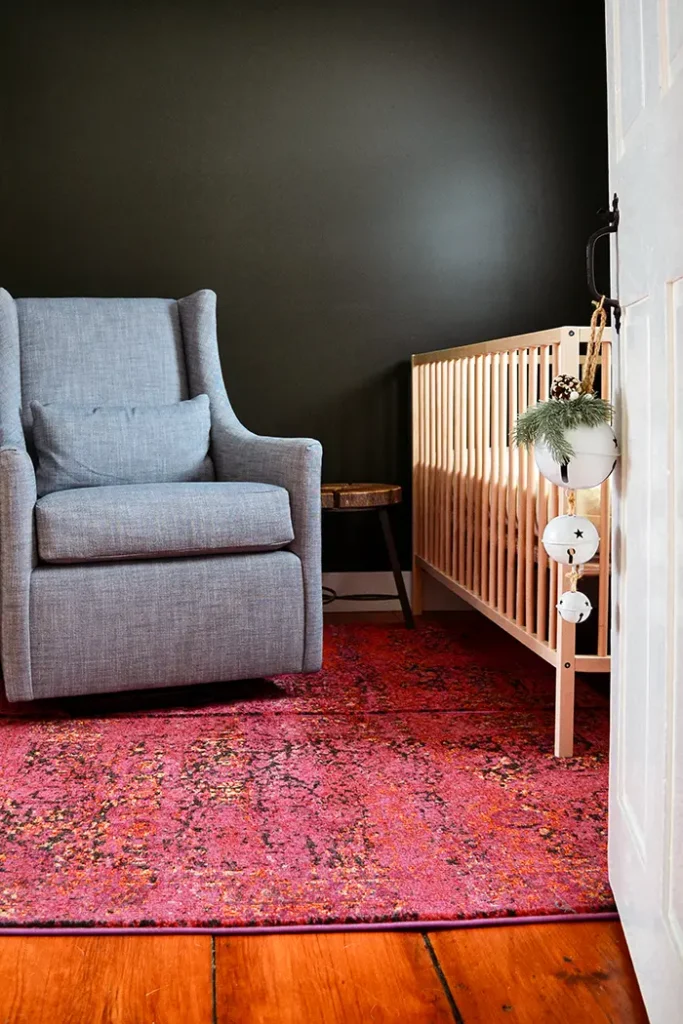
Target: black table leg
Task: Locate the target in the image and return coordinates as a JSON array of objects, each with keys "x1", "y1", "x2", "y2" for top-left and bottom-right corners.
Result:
[{"x1": 378, "y1": 507, "x2": 415, "y2": 629}]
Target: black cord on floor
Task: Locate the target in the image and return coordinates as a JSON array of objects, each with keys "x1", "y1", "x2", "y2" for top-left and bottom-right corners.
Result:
[{"x1": 323, "y1": 587, "x2": 398, "y2": 605}]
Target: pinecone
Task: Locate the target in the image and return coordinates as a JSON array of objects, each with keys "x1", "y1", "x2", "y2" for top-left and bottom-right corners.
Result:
[{"x1": 550, "y1": 374, "x2": 581, "y2": 401}]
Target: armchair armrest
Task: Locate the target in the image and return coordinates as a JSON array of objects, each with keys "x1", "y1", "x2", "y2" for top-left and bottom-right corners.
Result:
[
  {"x1": 176, "y1": 289, "x2": 323, "y2": 670},
  {"x1": 210, "y1": 397, "x2": 323, "y2": 671},
  {"x1": 0, "y1": 446, "x2": 37, "y2": 701}
]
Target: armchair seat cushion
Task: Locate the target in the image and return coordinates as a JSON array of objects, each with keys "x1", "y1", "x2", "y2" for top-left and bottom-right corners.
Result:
[{"x1": 35, "y1": 482, "x2": 294, "y2": 564}]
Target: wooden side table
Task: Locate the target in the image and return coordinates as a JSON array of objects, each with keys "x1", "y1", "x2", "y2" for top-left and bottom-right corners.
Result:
[{"x1": 321, "y1": 483, "x2": 415, "y2": 628}]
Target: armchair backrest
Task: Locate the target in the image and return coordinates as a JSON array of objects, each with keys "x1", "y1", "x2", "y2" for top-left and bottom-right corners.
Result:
[{"x1": 0, "y1": 289, "x2": 225, "y2": 451}]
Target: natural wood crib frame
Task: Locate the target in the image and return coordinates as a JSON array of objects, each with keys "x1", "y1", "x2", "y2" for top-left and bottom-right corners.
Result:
[{"x1": 411, "y1": 327, "x2": 612, "y2": 757}]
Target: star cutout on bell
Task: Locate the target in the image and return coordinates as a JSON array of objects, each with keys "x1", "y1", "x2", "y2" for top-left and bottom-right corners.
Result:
[{"x1": 574, "y1": 529, "x2": 584, "y2": 538}]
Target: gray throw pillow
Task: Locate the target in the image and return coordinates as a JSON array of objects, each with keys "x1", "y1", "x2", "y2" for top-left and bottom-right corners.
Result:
[{"x1": 30, "y1": 395, "x2": 215, "y2": 496}]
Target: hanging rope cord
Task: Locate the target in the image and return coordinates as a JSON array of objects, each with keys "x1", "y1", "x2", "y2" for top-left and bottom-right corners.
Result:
[{"x1": 565, "y1": 297, "x2": 607, "y2": 592}]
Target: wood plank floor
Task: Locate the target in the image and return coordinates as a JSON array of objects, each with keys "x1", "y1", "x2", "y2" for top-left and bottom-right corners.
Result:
[
  {"x1": 0, "y1": 921, "x2": 649, "y2": 1023},
  {"x1": 0, "y1": 935, "x2": 213, "y2": 1024}
]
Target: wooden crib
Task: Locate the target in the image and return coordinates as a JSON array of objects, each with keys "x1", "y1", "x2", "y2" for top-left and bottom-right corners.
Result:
[{"x1": 411, "y1": 327, "x2": 612, "y2": 757}]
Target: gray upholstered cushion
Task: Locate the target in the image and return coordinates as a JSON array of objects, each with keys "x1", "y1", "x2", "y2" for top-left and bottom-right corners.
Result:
[
  {"x1": 35, "y1": 481, "x2": 294, "y2": 564},
  {"x1": 30, "y1": 395, "x2": 214, "y2": 497},
  {"x1": 29, "y1": 551, "x2": 305, "y2": 697}
]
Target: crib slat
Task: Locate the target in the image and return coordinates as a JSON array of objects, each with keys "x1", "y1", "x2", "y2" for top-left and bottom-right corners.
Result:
[
  {"x1": 434, "y1": 361, "x2": 441, "y2": 570},
  {"x1": 448, "y1": 364, "x2": 454, "y2": 581},
  {"x1": 480, "y1": 355, "x2": 491, "y2": 603},
  {"x1": 412, "y1": 362, "x2": 424, "y2": 614},
  {"x1": 516, "y1": 348, "x2": 528, "y2": 625},
  {"x1": 536, "y1": 346, "x2": 550, "y2": 641},
  {"x1": 421, "y1": 364, "x2": 429, "y2": 560},
  {"x1": 474, "y1": 356, "x2": 484, "y2": 596},
  {"x1": 444, "y1": 358, "x2": 450, "y2": 575},
  {"x1": 598, "y1": 341, "x2": 611, "y2": 656},
  {"x1": 412, "y1": 362, "x2": 420, "y2": 562},
  {"x1": 417, "y1": 366, "x2": 421, "y2": 531},
  {"x1": 489, "y1": 353, "x2": 499, "y2": 606},
  {"x1": 451, "y1": 360, "x2": 459, "y2": 580},
  {"x1": 453, "y1": 359, "x2": 462, "y2": 582},
  {"x1": 497, "y1": 352, "x2": 507, "y2": 612},
  {"x1": 547, "y1": 348, "x2": 558, "y2": 649},
  {"x1": 548, "y1": 481, "x2": 559, "y2": 649},
  {"x1": 444, "y1": 360, "x2": 453, "y2": 576},
  {"x1": 442, "y1": 361, "x2": 448, "y2": 572},
  {"x1": 440, "y1": 360, "x2": 447, "y2": 573},
  {"x1": 420, "y1": 364, "x2": 425, "y2": 561},
  {"x1": 434, "y1": 360, "x2": 441, "y2": 569},
  {"x1": 431, "y1": 361, "x2": 438, "y2": 569},
  {"x1": 525, "y1": 347, "x2": 538, "y2": 632},
  {"x1": 424, "y1": 362, "x2": 431, "y2": 564},
  {"x1": 466, "y1": 358, "x2": 476, "y2": 590},
  {"x1": 506, "y1": 351, "x2": 518, "y2": 617},
  {"x1": 438, "y1": 358, "x2": 448, "y2": 569},
  {"x1": 423, "y1": 364, "x2": 430, "y2": 565},
  {"x1": 458, "y1": 359, "x2": 467, "y2": 584}
]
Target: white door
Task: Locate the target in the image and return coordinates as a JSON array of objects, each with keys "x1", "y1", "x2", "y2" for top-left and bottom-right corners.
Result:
[{"x1": 606, "y1": 0, "x2": 683, "y2": 1019}]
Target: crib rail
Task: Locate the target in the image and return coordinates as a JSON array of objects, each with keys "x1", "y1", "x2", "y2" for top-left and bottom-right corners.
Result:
[{"x1": 412, "y1": 327, "x2": 612, "y2": 756}]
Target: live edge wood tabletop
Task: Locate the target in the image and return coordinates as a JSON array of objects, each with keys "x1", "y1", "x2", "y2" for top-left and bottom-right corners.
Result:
[{"x1": 321, "y1": 483, "x2": 402, "y2": 510}]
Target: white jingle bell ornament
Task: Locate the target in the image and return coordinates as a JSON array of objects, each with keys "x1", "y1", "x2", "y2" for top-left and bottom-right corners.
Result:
[
  {"x1": 542, "y1": 515, "x2": 599, "y2": 565},
  {"x1": 535, "y1": 421, "x2": 619, "y2": 489},
  {"x1": 557, "y1": 590, "x2": 592, "y2": 623}
]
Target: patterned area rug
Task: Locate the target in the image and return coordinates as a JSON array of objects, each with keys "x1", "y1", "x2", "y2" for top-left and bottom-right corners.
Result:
[{"x1": 0, "y1": 618, "x2": 614, "y2": 930}]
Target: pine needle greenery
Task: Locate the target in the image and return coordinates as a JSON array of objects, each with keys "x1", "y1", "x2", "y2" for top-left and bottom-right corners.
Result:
[{"x1": 512, "y1": 394, "x2": 613, "y2": 463}]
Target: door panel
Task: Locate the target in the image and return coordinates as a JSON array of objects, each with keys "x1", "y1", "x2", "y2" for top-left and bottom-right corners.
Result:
[
  {"x1": 615, "y1": 0, "x2": 646, "y2": 138},
  {"x1": 663, "y1": 0, "x2": 683, "y2": 85},
  {"x1": 606, "y1": 0, "x2": 683, "y2": 1019},
  {"x1": 616, "y1": 298, "x2": 650, "y2": 859},
  {"x1": 667, "y1": 276, "x2": 683, "y2": 948}
]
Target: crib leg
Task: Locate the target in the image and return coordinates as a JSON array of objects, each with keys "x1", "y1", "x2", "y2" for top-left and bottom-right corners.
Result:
[
  {"x1": 411, "y1": 559, "x2": 424, "y2": 617},
  {"x1": 554, "y1": 616, "x2": 576, "y2": 757}
]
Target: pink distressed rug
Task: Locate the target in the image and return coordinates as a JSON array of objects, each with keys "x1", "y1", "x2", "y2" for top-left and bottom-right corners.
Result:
[{"x1": 0, "y1": 618, "x2": 614, "y2": 932}]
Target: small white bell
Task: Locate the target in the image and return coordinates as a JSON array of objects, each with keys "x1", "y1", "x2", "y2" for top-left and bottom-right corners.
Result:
[
  {"x1": 557, "y1": 590, "x2": 592, "y2": 623},
  {"x1": 535, "y1": 421, "x2": 619, "y2": 489},
  {"x1": 542, "y1": 515, "x2": 599, "y2": 565}
]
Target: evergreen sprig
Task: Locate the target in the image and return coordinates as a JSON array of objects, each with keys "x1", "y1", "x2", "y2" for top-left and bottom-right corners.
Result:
[{"x1": 512, "y1": 394, "x2": 613, "y2": 463}]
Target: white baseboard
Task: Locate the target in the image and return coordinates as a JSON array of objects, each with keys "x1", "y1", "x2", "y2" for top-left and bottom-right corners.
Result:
[{"x1": 322, "y1": 571, "x2": 471, "y2": 613}]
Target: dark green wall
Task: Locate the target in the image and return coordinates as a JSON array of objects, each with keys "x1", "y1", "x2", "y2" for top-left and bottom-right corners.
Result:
[{"x1": 1, "y1": 1, "x2": 608, "y2": 570}]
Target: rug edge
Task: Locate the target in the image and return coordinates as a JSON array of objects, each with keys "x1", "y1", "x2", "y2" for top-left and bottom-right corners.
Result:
[{"x1": 0, "y1": 911, "x2": 619, "y2": 936}]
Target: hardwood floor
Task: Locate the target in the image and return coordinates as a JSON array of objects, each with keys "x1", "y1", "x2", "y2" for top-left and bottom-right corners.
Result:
[
  {"x1": 0, "y1": 922, "x2": 648, "y2": 1023},
  {"x1": 215, "y1": 932, "x2": 454, "y2": 1023},
  {"x1": 429, "y1": 922, "x2": 649, "y2": 1024},
  {"x1": 0, "y1": 935, "x2": 213, "y2": 1024}
]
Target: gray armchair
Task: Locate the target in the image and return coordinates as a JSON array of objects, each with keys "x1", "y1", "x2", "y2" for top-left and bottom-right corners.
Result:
[{"x1": 0, "y1": 288, "x2": 322, "y2": 702}]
